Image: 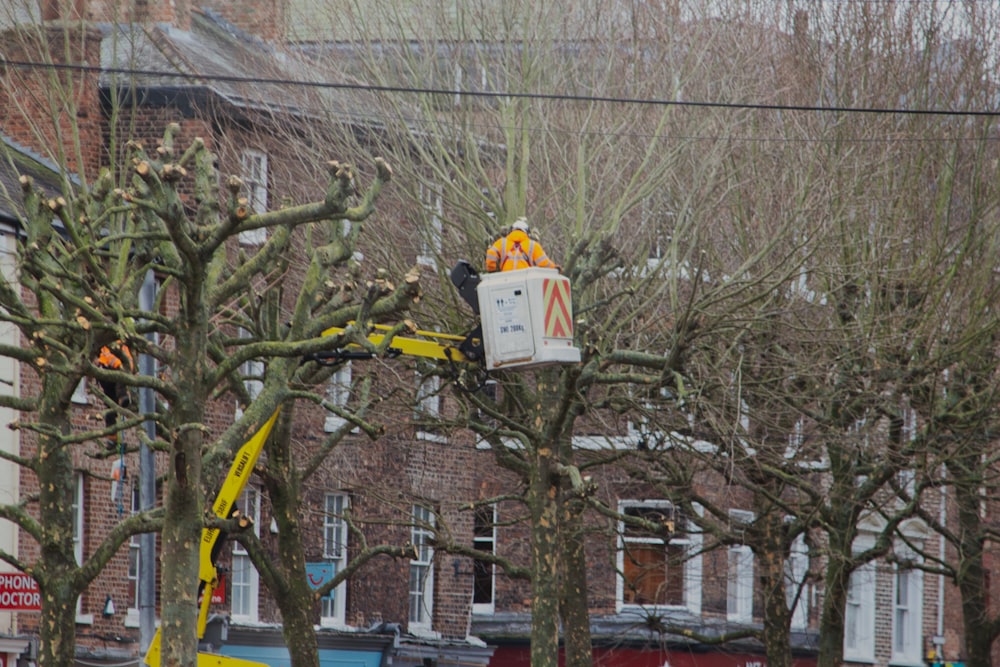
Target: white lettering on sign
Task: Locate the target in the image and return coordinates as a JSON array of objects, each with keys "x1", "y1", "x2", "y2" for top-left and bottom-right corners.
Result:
[{"x1": 0, "y1": 573, "x2": 41, "y2": 611}]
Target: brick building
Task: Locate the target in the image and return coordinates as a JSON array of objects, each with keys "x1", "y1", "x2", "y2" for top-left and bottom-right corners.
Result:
[{"x1": 0, "y1": 2, "x2": 979, "y2": 667}]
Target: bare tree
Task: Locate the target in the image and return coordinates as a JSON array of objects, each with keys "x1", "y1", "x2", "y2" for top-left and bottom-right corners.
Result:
[{"x1": 296, "y1": 3, "x2": 1000, "y2": 667}]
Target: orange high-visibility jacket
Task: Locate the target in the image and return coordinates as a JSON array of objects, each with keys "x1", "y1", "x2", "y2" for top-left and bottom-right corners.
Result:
[
  {"x1": 98, "y1": 343, "x2": 134, "y2": 371},
  {"x1": 484, "y1": 229, "x2": 557, "y2": 272}
]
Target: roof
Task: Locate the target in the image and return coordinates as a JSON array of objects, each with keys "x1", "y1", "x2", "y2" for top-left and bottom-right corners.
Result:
[
  {"x1": 0, "y1": 136, "x2": 72, "y2": 227},
  {"x1": 99, "y1": 9, "x2": 375, "y2": 123}
]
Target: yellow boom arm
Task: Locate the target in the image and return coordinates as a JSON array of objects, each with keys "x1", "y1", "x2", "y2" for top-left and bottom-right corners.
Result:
[
  {"x1": 319, "y1": 323, "x2": 475, "y2": 363},
  {"x1": 144, "y1": 323, "x2": 476, "y2": 667}
]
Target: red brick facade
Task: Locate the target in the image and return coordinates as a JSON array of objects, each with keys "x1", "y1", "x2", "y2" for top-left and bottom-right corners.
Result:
[{"x1": 0, "y1": 3, "x2": 979, "y2": 667}]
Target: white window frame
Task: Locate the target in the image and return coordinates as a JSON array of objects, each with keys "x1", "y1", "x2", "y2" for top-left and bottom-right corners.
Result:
[
  {"x1": 72, "y1": 474, "x2": 84, "y2": 565},
  {"x1": 320, "y1": 493, "x2": 348, "y2": 626},
  {"x1": 239, "y1": 150, "x2": 268, "y2": 245},
  {"x1": 416, "y1": 183, "x2": 443, "y2": 267},
  {"x1": 785, "y1": 533, "x2": 809, "y2": 630},
  {"x1": 126, "y1": 485, "x2": 141, "y2": 626},
  {"x1": 409, "y1": 505, "x2": 435, "y2": 631},
  {"x1": 844, "y1": 534, "x2": 876, "y2": 662},
  {"x1": 230, "y1": 487, "x2": 261, "y2": 623},
  {"x1": 72, "y1": 473, "x2": 92, "y2": 623},
  {"x1": 236, "y1": 328, "x2": 263, "y2": 417},
  {"x1": 616, "y1": 500, "x2": 702, "y2": 615},
  {"x1": 415, "y1": 371, "x2": 445, "y2": 443},
  {"x1": 891, "y1": 541, "x2": 924, "y2": 666},
  {"x1": 726, "y1": 509, "x2": 754, "y2": 623},
  {"x1": 472, "y1": 504, "x2": 496, "y2": 614},
  {"x1": 324, "y1": 363, "x2": 352, "y2": 432}
]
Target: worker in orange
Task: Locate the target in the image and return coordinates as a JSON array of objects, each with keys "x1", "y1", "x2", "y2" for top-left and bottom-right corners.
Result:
[
  {"x1": 485, "y1": 217, "x2": 559, "y2": 272},
  {"x1": 97, "y1": 342, "x2": 135, "y2": 450}
]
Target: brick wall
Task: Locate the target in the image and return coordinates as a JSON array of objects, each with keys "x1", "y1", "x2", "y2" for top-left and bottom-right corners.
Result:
[
  {"x1": 85, "y1": 0, "x2": 191, "y2": 30},
  {"x1": 0, "y1": 23, "x2": 103, "y2": 177},
  {"x1": 199, "y1": 0, "x2": 287, "y2": 43}
]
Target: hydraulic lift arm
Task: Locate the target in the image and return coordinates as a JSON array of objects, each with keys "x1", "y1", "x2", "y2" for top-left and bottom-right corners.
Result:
[
  {"x1": 144, "y1": 260, "x2": 575, "y2": 667},
  {"x1": 143, "y1": 323, "x2": 479, "y2": 667}
]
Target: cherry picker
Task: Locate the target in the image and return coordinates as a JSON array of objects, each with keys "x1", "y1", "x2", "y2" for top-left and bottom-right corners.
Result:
[{"x1": 143, "y1": 262, "x2": 579, "y2": 667}]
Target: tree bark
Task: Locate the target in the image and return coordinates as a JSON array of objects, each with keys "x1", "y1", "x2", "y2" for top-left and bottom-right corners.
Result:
[
  {"x1": 815, "y1": 545, "x2": 851, "y2": 667},
  {"x1": 529, "y1": 444, "x2": 561, "y2": 667},
  {"x1": 954, "y1": 465, "x2": 995, "y2": 667},
  {"x1": 34, "y1": 404, "x2": 80, "y2": 667},
  {"x1": 560, "y1": 495, "x2": 592, "y2": 667},
  {"x1": 756, "y1": 512, "x2": 793, "y2": 667}
]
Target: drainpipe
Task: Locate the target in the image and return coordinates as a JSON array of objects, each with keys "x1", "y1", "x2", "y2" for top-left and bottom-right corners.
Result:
[
  {"x1": 139, "y1": 269, "x2": 157, "y2": 653},
  {"x1": 936, "y1": 480, "x2": 946, "y2": 654}
]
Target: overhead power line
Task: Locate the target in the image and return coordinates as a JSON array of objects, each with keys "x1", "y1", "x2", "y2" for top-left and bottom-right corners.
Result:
[{"x1": 2, "y1": 58, "x2": 999, "y2": 118}]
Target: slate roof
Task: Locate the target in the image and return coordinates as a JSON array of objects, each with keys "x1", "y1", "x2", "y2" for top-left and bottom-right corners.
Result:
[
  {"x1": 0, "y1": 136, "x2": 72, "y2": 227},
  {"x1": 99, "y1": 9, "x2": 377, "y2": 123}
]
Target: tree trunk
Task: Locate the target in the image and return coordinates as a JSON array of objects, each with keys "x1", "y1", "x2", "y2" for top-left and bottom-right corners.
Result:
[
  {"x1": 34, "y1": 407, "x2": 81, "y2": 667},
  {"x1": 954, "y1": 470, "x2": 995, "y2": 667},
  {"x1": 36, "y1": 579, "x2": 78, "y2": 667},
  {"x1": 756, "y1": 512, "x2": 793, "y2": 667},
  {"x1": 815, "y1": 549, "x2": 851, "y2": 667},
  {"x1": 266, "y1": 427, "x2": 321, "y2": 667},
  {"x1": 560, "y1": 494, "x2": 592, "y2": 667},
  {"x1": 159, "y1": 423, "x2": 205, "y2": 667},
  {"x1": 159, "y1": 315, "x2": 209, "y2": 667},
  {"x1": 529, "y1": 444, "x2": 561, "y2": 667}
]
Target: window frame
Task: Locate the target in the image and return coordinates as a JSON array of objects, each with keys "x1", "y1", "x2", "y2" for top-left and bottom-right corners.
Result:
[
  {"x1": 416, "y1": 183, "x2": 443, "y2": 267},
  {"x1": 843, "y1": 534, "x2": 877, "y2": 662},
  {"x1": 414, "y1": 371, "x2": 445, "y2": 443},
  {"x1": 236, "y1": 327, "x2": 263, "y2": 414},
  {"x1": 472, "y1": 504, "x2": 496, "y2": 614},
  {"x1": 324, "y1": 363, "x2": 353, "y2": 432},
  {"x1": 785, "y1": 533, "x2": 809, "y2": 630},
  {"x1": 409, "y1": 505, "x2": 436, "y2": 631},
  {"x1": 239, "y1": 150, "x2": 268, "y2": 245},
  {"x1": 726, "y1": 509, "x2": 754, "y2": 623},
  {"x1": 891, "y1": 541, "x2": 924, "y2": 666},
  {"x1": 126, "y1": 485, "x2": 141, "y2": 625},
  {"x1": 72, "y1": 473, "x2": 91, "y2": 623},
  {"x1": 616, "y1": 500, "x2": 702, "y2": 615},
  {"x1": 320, "y1": 493, "x2": 348, "y2": 626},
  {"x1": 230, "y1": 487, "x2": 261, "y2": 623}
]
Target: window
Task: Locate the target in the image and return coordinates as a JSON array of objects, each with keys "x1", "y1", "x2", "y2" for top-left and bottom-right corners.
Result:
[
  {"x1": 785, "y1": 533, "x2": 809, "y2": 630},
  {"x1": 320, "y1": 494, "x2": 348, "y2": 625},
  {"x1": 474, "y1": 379, "x2": 499, "y2": 428},
  {"x1": 844, "y1": 562, "x2": 876, "y2": 661},
  {"x1": 472, "y1": 505, "x2": 496, "y2": 613},
  {"x1": 236, "y1": 328, "x2": 263, "y2": 416},
  {"x1": 617, "y1": 500, "x2": 701, "y2": 613},
  {"x1": 239, "y1": 150, "x2": 268, "y2": 245},
  {"x1": 892, "y1": 542, "x2": 923, "y2": 665},
  {"x1": 409, "y1": 505, "x2": 435, "y2": 630},
  {"x1": 415, "y1": 371, "x2": 445, "y2": 442},
  {"x1": 416, "y1": 184, "x2": 443, "y2": 267},
  {"x1": 415, "y1": 372, "x2": 440, "y2": 418},
  {"x1": 230, "y1": 487, "x2": 261, "y2": 622},
  {"x1": 72, "y1": 473, "x2": 89, "y2": 621},
  {"x1": 127, "y1": 486, "x2": 141, "y2": 624},
  {"x1": 726, "y1": 510, "x2": 754, "y2": 623},
  {"x1": 72, "y1": 473, "x2": 84, "y2": 565},
  {"x1": 324, "y1": 363, "x2": 352, "y2": 432}
]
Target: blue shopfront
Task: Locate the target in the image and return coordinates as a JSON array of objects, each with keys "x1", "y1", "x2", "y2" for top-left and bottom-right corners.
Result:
[
  {"x1": 221, "y1": 625, "x2": 495, "y2": 667},
  {"x1": 222, "y1": 626, "x2": 393, "y2": 667}
]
